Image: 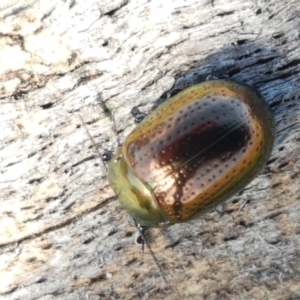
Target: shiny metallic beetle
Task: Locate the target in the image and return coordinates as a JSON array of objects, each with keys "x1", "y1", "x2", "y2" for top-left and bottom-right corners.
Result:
[{"x1": 108, "y1": 80, "x2": 275, "y2": 227}]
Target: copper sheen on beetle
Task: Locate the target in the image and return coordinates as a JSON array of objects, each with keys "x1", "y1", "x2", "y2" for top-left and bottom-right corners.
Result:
[{"x1": 108, "y1": 80, "x2": 275, "y2": 227}]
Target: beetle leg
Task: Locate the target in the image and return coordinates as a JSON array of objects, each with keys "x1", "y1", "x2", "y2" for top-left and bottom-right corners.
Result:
[
  {"x1": 135, "y1": 223, "x2": 148, "y2": 253},
  {"x1": 132, "y1": 218, "x2": 168, "y2": 284}
]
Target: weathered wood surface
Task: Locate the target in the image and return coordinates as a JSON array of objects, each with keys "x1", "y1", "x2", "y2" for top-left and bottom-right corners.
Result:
[{"x1": 0, "y1": 0, "x2": 300, "y2": 299}]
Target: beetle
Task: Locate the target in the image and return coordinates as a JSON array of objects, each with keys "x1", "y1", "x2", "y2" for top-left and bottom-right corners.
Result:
[{"x1": 107, "y1": 79, "x2": 275, "y2": 228}]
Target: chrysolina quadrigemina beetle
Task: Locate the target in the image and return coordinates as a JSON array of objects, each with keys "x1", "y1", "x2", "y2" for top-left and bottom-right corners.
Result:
[{"x1": 107, "y1": 80, "x2": 275, "y2": 227}]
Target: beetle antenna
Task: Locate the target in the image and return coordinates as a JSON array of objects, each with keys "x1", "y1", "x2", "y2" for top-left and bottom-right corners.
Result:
[
  {"x1": 96, "y1": 93, "x2": 121, "y2": 148},
  {"x1": 78, "y1": 114, "x2": 108, "y2": 172},
  {"x1": 133, "y1": 218, "x2": 168, "y2": 284},
  {"x1": 79, "y1": 114, "x2": 167, "y2": 283}
]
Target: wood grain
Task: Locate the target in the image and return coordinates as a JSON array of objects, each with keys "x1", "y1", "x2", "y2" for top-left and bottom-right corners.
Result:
[{"x1": 0, "y1": 0, "x2": 299, "y2": 299}]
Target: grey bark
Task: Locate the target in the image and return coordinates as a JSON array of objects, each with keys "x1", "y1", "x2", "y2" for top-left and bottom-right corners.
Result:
[{"x1": 0, "y1": 0, "x2": 300, "y2": 299}]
